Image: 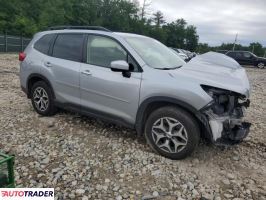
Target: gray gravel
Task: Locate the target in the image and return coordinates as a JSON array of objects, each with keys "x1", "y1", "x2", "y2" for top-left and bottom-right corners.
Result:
[{"x1": 0, "y1": 54, "x2": 265, "y2": 200}]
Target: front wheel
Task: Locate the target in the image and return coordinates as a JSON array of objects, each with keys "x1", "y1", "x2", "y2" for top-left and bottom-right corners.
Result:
[
  {"x1": 144, "y1": 106, "x2": 200, "y2": 160},
  {"x1": 257, "y1": 62, "x2": 265, "y2": 69}
]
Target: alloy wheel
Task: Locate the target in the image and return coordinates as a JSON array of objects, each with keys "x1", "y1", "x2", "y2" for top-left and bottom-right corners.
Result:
[
  {"x1": 152, "y1": 117, "x2": 188, "y2": 153},
  {"x1": 33, "y1": 87, "x2": 49, "y2": 112},
  {"x1": 257, "y1": 62, "x2": 265, "y2": 69}
]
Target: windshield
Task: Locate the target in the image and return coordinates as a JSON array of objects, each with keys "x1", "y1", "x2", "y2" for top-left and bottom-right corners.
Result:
[
  {"x1": 249, "y1": 52, "x2": 257, "y2": 57},
  {"x1": 124, "y1": 36, "x2": 185, "y2": 69}
]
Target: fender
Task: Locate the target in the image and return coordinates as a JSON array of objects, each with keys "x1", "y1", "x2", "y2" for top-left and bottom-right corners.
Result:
[
  {"x1": 135, "y1": 96, "x2": 212, "y2": 140},
  {"x1": 26, "y1": 73, "x2": 55, "y2": 99},
  {"x1": 135, "y1": 96, "x2": 198, "y2": 134}
]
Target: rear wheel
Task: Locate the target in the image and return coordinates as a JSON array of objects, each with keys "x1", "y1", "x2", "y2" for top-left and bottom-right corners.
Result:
[
  {"x1": 144, "y1": 106, "x2": 200, "y2": 160},
  {"x1": 257, "y1": 62, "x2": 265, "y2": 69},
  {"x1": 30, "y1": 81, "x2": 57, "y2": 116}
]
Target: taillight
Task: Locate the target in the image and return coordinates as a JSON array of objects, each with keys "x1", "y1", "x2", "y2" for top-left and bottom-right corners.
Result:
[{"x1": 19, "y1": 52, "x2": 26, "y2": 61}]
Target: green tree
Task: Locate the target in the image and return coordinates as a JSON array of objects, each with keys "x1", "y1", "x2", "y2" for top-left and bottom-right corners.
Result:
[
  {"x1": 185, "y1": 25, "x2": 198, "y2": 51},
  {"x1": 0, "y1": 0, "x2": 200, "y2": 51},
  {"x1": 164, "y1": 19, "x2": 187, "y2": 48},
  {"x1": 249, "y1": 42, "x2": 264, "y2": 57},
  {"x1": 196, "y1": 43, "x2": 207, "y2": 53}
]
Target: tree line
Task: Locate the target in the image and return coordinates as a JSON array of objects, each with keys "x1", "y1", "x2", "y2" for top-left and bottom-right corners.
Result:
[
  {"x1": 0, "y1": 0, "x2": 198, "y2": 51},
  {"x1": 0, "y1": 0, "x2": 265, "y2": 55}
]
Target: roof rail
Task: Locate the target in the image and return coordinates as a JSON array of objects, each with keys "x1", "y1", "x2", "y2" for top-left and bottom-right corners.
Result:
[{"x1": 47, "y1": 26, "x2": 111, "y2": 32}]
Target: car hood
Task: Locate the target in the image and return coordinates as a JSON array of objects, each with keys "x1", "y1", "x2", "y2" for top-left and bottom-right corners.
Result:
[{"x1": 170, "y1": 52, "x2": 250, "y2": 97}]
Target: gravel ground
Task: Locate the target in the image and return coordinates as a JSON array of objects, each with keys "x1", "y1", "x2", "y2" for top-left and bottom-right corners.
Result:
[{"x1": 0, "y1": 53, "x2": 265, "y2": 200}]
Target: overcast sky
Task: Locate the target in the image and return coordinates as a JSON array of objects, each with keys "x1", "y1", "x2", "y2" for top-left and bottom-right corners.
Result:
[{"x1": 138, "y1": 0, "x2": 266, "y2": 46}]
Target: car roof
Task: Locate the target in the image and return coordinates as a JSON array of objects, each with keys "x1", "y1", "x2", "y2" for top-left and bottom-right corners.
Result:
[{"x1": 36, "y1": 29, "x2": 149, "y2": 40}]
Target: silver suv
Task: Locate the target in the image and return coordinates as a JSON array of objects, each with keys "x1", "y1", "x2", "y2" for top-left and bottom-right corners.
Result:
[{"x1": 19, "y1": 26, "x2": 251, "y2": 159}]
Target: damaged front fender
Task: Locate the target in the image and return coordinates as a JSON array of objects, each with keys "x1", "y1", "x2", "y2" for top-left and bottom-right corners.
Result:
[{"x1": 200, "y1": 85, "x2": 251, "y2": 145}]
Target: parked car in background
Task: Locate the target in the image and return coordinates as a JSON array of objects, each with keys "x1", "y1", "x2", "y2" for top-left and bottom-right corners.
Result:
[
  {"x1": 171, "y1": 48, "x2": 189, "y2": 61},
  {"x1": 226, "y1": 50, "x2": 266, "y2": 69},
  {"x1": 216, "y1": 50, "x2": 228, "y2": 54},
  {"x1": 181, "y1": 49, "x2": 196, "y2": 59},
  {"x1": 20, "y1": 26, "x2": 251, "y2": 159}
]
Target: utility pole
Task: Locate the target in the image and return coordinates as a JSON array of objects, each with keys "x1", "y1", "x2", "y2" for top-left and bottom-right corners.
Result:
[
  {"x1": 264, "y1": 50, "x2": 266, "y2": 58},
  {"x1": 233, "y1": 33, "x2": 238, "y2": 51},
  {"x1": 252, "y1": 45, "x2": 254, "y2": 53}
]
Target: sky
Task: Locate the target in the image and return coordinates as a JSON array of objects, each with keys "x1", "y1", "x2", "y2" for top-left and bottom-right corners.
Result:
[{"x1": 138, "y1": 0, "x2": 266, "y2": 46}]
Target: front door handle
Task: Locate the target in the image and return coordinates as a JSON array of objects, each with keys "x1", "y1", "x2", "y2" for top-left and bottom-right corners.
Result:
[
  {"x1": 81, "y1": 70, "x2": 92, "y2": 76},
  {"x1": 44, "y1": 61, "x2": 52, "y2": 67}
]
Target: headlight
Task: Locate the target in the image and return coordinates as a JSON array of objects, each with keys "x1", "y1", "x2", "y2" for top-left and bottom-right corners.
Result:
[
  {"x1": 201, "y1": 85, "x2": 232, "y2": 98},
  {"x1": 201, "y1": 85, "x2": 250, "y2": 115},
  {"x1": 201, "y1": 85, "x2": 233, "y2": 114}
]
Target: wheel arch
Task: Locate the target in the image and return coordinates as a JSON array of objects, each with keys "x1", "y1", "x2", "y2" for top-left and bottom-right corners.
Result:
[
  {"x1": 135, "y1": 96, "x2": 212, "y2": 140},
  {"x1": 27, "y1": 73, "x2": 55, "y2": 99}
]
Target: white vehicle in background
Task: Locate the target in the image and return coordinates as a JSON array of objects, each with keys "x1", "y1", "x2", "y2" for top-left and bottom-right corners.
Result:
[{"x1": 170, "y1": 48, "x2": 189, "y2": 61}]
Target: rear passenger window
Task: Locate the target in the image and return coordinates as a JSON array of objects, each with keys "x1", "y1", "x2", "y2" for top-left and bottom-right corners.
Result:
[
  {"x1": 52, "y1": 34, "x2": 84, "y2": 62},
  {"x1": 34, "y1": 34, "x2": 54, "y2": 55}
]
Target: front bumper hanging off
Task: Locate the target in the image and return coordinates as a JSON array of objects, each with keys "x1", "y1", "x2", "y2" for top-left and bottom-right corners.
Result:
[{"x1": 214, "y1": 120, "x2": 251, "y2": 145}]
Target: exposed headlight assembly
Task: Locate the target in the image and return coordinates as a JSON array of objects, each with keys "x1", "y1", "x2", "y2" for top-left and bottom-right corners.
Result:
[{"x1": 201, "y1": 85, "x2": 238, "y2": 115}]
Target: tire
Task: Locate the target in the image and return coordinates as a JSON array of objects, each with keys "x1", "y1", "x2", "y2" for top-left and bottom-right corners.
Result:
[
  {"x1": 257, "y1": 62, "x2": 265, "y2": 69},
  {"x1": 144, "y1": 106, "x2": 200, "y2": 160},
  {"x1": 30, "y1": 81, "x2": 57, "y2": 116}
]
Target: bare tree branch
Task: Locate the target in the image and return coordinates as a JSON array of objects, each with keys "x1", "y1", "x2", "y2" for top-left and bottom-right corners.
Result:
[{"x1": 140, "y1": 0, "x2": 152, "y2": 20}]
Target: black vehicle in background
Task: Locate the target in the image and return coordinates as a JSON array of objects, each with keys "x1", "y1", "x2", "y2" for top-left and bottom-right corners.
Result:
[
  {"x1": 216, "y1": 50, "x2": 228, "y2": 54},
  {"x1": 226, "y1": 50, "x2": 266, "y2": 69}
]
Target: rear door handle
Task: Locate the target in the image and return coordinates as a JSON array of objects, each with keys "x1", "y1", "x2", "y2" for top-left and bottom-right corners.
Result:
[
  {"x1": 81, "y1": 70, "x2": 92, "y2": 76},
  {"x1": 44, "y1": 61, "x2": 52, "y2": 67}
]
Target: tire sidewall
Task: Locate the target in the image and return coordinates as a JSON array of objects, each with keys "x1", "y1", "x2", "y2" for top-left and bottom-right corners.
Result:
[
  {"x1": 30, "y1": 81, "x2": 55, "y2": 116},
  {"x1": 145, "y1": 107, "x2": 200, "y2": 160}
]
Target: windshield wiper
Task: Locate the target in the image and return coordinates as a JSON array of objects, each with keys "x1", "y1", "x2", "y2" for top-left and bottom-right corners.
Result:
[{"x1": 155, "y1": 65, "x2": 182, "y2": 70}]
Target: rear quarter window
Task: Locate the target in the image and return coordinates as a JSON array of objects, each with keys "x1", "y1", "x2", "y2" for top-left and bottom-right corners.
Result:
[
  {"x1": 34, "y1": 34, "x2": 55, "y2": 55},
  {"x1": 52, "y1": 34, "x2": 84, "y2": 62}
]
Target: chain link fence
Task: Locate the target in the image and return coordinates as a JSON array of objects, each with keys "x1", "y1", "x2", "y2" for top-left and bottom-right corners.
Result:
[{"x1": 0, "y1": 32, "x2": 32, "y2": 52}]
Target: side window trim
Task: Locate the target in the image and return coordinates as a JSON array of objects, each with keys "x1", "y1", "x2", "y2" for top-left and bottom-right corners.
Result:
[
  {"x1": 82, "y1": 34, "x2": 89, "y2": 63},
  {"x1": 84, "y1": 33, "x2": 143, "y2": 72},
  {"x1": 48, "y1": 34, "x2": 58, "y2": 56}
]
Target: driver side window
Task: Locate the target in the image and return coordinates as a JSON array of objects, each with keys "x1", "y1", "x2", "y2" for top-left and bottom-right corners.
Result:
[
  {"x1": 86, "y1": 35, "x2": 139, "y2": 72},
  {"x1": 87, "y1": 35, "x2": 127, "y2": 68}
]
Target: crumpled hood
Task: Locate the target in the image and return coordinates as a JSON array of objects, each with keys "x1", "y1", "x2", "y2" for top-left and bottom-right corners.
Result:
[{"x1": 171, "y1": 52, "x2": 250, "y2": 97}]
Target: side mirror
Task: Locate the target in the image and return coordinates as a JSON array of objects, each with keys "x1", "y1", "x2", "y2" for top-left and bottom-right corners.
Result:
[{"x1": 111, "y1": 60, "x2": 129, "y2": 71}]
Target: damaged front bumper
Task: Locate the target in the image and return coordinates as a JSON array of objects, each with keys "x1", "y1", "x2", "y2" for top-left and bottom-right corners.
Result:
[
  {"x1": 200, "y1": 86, "x2": 251, "y2": 145},
  {"x1": 208, "y1": 115, "x2": 251, "y2": 145}
]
